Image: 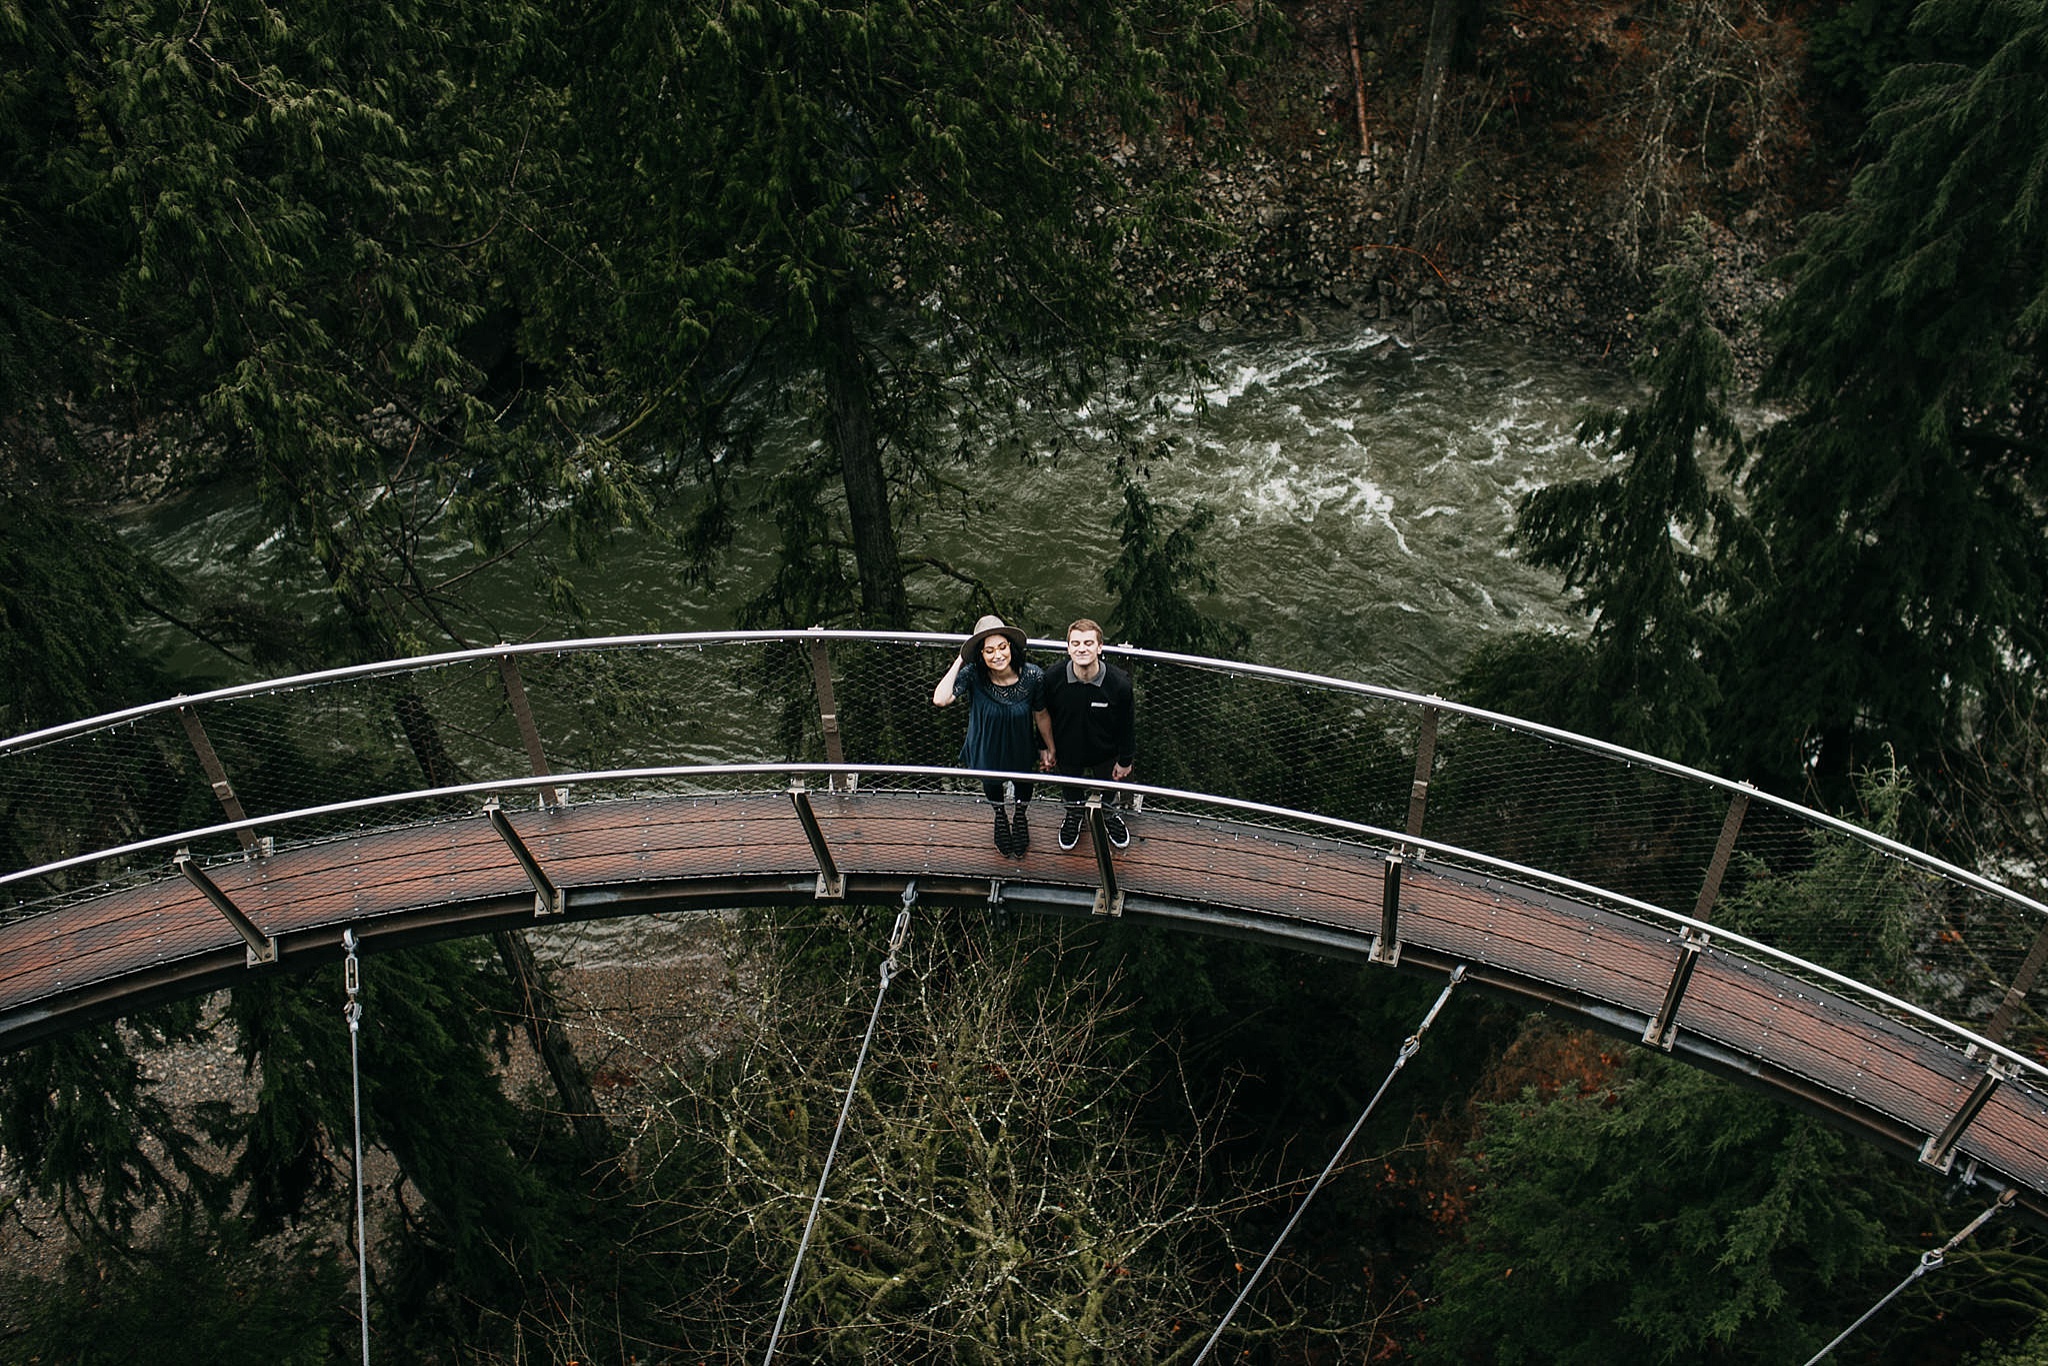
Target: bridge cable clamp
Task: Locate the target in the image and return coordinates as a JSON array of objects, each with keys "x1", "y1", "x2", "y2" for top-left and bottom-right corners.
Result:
[{"x1": 1801, "y1": 1189, "x2": 2015, "y2": 1366}]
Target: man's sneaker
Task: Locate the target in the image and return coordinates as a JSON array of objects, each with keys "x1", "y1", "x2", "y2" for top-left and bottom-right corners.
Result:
[
  {"x1": 1058, "y1": 809, "x2": 1083, "y2": 851},
  {"x1": 993, "y1": 807, "x2": 1014, "y2": 857},
  {"x1": 1010, "y1": 807, "x2": 1030, "y2": 857},
  {"x1": 1102, "y1": 809, "x2": 1130, "y2": 849}
]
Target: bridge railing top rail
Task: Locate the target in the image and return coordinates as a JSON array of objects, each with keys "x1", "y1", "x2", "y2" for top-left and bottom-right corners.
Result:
[
  {"x1": 2, "y1": 630, "x2": 2043, "y2": 1063},
  {"x1": 2, "y1": 628, "x2": 2036, "y2": 911}
]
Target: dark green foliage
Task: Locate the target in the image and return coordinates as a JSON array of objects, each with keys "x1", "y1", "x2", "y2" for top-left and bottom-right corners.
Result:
[
  {"x1": 1723, "y1": 757, "x2": 1935, "y2": 992},
  {"x1": 1512, "y1": 215, "x2": 1746, "y2": 766},
  {"x1": 224, "y1": 942, "x2": 564, "y2": 1269},
  {"x1": 4, "y1": 0, "x2": 645, "y2": 657},
  {"x1": 0, "y1": 495, "x2": 179, "y2": 736},
  {"x1": 0, "y1": 1211, "x2": 344, "y2": 1366},
  {"x1": 1737, "y1": 0, "x2": 2048, "y2": 795},
  {"x1": 1106, "y1": 470, "x2": 1250, "y2": 660},
  {"x1": 207, "y1": 939, "x2": 650, "y2": 1358},
  {"x1": 559, "y1": 0, "x2": 1272, "y2": 628},
  {"x1": 0, "y1": 1003, "x2": 214, "y2": 1242},
  {"x1": 1416, "y1": 1051, "x2": 1915, "y2": 1365}
]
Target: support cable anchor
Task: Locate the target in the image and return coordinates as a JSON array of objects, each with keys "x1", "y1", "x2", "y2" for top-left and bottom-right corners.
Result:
[
  {"x1": 1193, "y1": 965, "x2": 1467, "y2": 1366},
  {"x1": 1802, "y1": 1189, "x2": 2016, "y2": 1366}
]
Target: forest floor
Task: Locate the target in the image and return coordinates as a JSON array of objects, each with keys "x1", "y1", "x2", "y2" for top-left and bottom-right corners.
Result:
[
  {"x1": 0, "y1": 916, "x2": 742, "y2": 1302},
  {"x1": 1184, "y1": 0, "x2": 1840, "y2": 380}
]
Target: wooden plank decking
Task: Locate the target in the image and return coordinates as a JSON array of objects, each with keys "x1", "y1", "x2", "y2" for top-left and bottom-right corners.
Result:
[{"x1": 2, "y1": 788, "x2": 2042, "y2": 1215}]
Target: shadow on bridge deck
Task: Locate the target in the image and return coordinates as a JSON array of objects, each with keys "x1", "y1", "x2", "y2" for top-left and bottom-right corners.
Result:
[{"x1": 4, "y1": 787, "x2": 2043, "y2": 1222}]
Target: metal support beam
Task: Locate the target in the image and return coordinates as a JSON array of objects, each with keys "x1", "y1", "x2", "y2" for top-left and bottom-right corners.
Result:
[
  {"x1": 788, "y1": 781, "x2": 846, "y2": 899},
  {"x1": 1406, "y1": 705, "x2": 1439, "y2": 842},
  {"x1": 176, "y1": 703, "x2": 260, "y2": 853},
  {"x1": 1921, "y1": 1060, "x2": 2015, "y2": 1172},
  {"x1": 1087, "y1": 794, "x2": 1124, "y2": 917},
  {"x1": 1642, "y1": 789, "x2": 1751, "y2": 1049},
  {"x1": 1644, "y1": 931, "x2": 1705, "y2": 1048},
  {"x1": 809, "y1": 630, "x2": 851, "y2": 791},
  {"x1": 1978, "y1": 918, "x2": 2048, "y2": 1053},
  {"x1": 484, "y1": 797, "x2": 563, "y2": 917},
  {"x1": 1691, "y1": 787, "x2": 1752, "y2": 923},
  {"x1": 174, "y1": 848, "x2": 277, "y2": 964},
  {"x1": 496, "y1": 653, "x2": 563, "y2": 809},
  {"x1": 1371, "y1": 852, "x2": 1403, "y2": 965}
]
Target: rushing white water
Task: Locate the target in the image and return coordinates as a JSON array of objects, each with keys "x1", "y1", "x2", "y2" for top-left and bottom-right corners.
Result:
[
  {"x1": 125, "y1": 324, "x2": 1638, "y2": 691},
  {"x1": 913, "y1": 325, "x2": 1637, "y2": 684}
]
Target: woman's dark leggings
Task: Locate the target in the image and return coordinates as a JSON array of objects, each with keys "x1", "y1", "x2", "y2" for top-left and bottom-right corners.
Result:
[{"x1": 980, "y1": 777, "x2": 1035, "y2": 804}]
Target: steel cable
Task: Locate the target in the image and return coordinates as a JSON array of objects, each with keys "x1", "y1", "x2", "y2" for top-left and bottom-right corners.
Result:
[
  {"x1": 342, "y1": 930, "x2": 371, "y2": 1366},
  {"x1": 761, "y1": 884, "x2": 918, "y2": 1365},
  {"x1": 1193, "y1": 965, "x2": 1467, "y2": 1366},
  {"x1": 1801, "y1": 1188, "x2": 2016, "y2": 1366}
]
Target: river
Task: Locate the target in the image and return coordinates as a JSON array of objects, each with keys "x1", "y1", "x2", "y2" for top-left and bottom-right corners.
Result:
[{"x1": 128, "y1": 321, "x2": 1638, "y2": 692}]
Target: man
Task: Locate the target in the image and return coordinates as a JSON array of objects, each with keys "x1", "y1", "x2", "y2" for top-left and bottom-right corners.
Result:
[{"x1": 1036, "y1": 618, "x2": 1136, "y2": 851}]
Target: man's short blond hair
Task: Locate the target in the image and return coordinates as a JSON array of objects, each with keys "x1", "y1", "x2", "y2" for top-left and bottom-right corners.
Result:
[{"x1": 1067, "y1": 619, "x2": 1104, "y2": 641}]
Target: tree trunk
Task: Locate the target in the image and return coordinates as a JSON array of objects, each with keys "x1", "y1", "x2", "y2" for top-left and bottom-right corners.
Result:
[
  {"x1": 1394, "y1": 0, "x2": 1462, "y2": 241},
  {"x1": 493, "y1": 928, "x2": 618, "y2": 1177},
  {"x1": 386, "y1": 649, "x2": 616, "y2": 1178},
  {"x1": 823, "y1": 302, "x2": 912, "y2": 628}
]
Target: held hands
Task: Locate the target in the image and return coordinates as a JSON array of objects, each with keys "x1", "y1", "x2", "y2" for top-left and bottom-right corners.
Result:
[
  {"x1": 1111, "y1": 761, "x2": 1132, "y2": 781},
  {"x1": 1039, "y1": 748, "x2": 1057, "y2": 773}
]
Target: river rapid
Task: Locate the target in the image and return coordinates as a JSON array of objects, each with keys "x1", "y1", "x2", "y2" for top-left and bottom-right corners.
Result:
[{"x1": 131, "y1": 321, "x2": 1638, "y2": 693}]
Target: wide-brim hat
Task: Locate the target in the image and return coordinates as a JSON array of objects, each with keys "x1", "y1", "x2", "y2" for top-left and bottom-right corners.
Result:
[{"x1": 961, "y1": 614, "x2": 1027, "y2": 662}]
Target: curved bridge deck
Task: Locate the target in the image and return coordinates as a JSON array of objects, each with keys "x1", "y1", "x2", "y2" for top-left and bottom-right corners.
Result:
[
  {"x1": 6, "y1": 786, "x2": 2044, "y2": 1219},
  {"x1": 4, "y1": 631, "x2": 2046, "y2": 1223}
]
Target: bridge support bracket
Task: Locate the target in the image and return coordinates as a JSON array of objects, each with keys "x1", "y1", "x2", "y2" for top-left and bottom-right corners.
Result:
[
  {"x1": 1921, "y1": 1059, "x2": 2016, "y2": 1173},
  {"x1": 789, "y1": 782, "x2": 846, "y2": 900},
  {"x1": 484, "y1": 798, "x2": 564, "y2": 918},
  {"x1": 174, "y1": 848, "x2": 277, "y2": 966},
  {"x1": 1087, "y1": 795, "x2": 1123, "y2": 917},
  {"x1": 1370, "y1": 852, "x2": 1403, "y2": 965},
  {"x1": 1644, "y1": 929, "x2": 1708, "y2": 1049}
]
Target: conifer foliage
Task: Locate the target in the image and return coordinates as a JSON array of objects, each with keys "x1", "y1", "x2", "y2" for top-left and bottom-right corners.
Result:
[{"x1": 1736, "y1": 0, "x2": 2048, "y2": 790}]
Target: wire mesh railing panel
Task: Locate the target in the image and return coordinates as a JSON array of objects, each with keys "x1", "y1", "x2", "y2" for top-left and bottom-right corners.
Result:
[
  {"x1": 2, "y1": 631, "x2": 2044, "y2": 1073},
  {"x1": 1420, "y1": 713, "x2": 1732, "y2": 912},
  {"x1": 0, "y1": 711, "x2": 215, "y2": 894},
  {"x1": 1127, "y1": 662, "x2": 1417, "y2": 830}
]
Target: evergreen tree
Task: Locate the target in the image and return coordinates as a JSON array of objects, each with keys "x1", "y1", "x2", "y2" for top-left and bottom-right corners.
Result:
[
  {"x1": 551, "y1": 0, "x2": 1272, "y2": 628},
  {"x1": 1416, "y1": 1051, "x2": 1921, "y2": 1365},
  {"x1": 1508, "y1": 215, "x2": 1747, "y2": 764},
  {"x1": 1733, "y1": 0, "x2": 2048, "y2": 796}
]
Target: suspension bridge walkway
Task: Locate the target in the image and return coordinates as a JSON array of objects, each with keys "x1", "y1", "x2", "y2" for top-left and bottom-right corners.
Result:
[{"x1": 3, "y1": 631, "x2": 2045, "y2": 1222}]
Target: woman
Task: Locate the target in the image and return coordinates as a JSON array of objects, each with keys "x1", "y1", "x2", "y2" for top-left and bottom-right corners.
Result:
[{"x1": 933, "y1": 615, "x2": 1050, "y2": 857}]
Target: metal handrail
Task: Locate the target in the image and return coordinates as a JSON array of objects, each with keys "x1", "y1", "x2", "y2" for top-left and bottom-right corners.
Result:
[
  {"x1": 2, "y1": 629, "x2": 2041, "y2": 925},
  {"x1": 6, "y1": 758, "x2": 2041, "y2": 1089}
]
